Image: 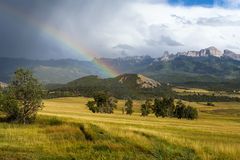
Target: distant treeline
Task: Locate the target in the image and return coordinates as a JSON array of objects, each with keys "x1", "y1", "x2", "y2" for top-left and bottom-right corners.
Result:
[
  {"x1": 175, "y1": 80, "x2": 240, "y2": 92},
  {"x1": 45, "y1": 85, "x2": 173, "y2": 100},
  {"x1": 177, "y1": 94, "x2": 240, "y2": 102},
  {"x1": 45, "y1": 89, "x2": 240, "y2": 102}
]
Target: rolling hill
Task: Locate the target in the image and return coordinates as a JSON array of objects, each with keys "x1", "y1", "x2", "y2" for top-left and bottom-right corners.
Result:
[{"x1": 50, "y1": 74, "x2": 172, "y2": 99}]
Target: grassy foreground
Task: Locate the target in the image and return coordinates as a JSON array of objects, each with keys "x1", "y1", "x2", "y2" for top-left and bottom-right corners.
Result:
[{"x1": 0, "y1": 97, "x2": 240, "y2": 160}]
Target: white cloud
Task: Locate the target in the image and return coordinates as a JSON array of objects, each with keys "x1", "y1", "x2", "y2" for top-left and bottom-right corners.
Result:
[{"x1": 46, "y1": 1, "x2": 240, "y2": 58}]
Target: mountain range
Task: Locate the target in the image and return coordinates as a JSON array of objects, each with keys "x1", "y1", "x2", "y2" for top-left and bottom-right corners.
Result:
[{"x1": 0, "y1": 46, "x2": 240, "y2": 90}]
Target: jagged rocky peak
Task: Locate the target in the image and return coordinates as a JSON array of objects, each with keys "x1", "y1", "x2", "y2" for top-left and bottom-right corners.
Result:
[
  {"x1": 160, "y1": 51, "x2": 170, "y2": 61},
  {"x1": 159, "y1": 51, "x2": 176, "y2": 61},
  {"x1": 199, "y1": 46, "x2": 223, "y2": 57},
  {"x1": 118, "y1": 74, "x2": 161, "y2": 89},
  {"x1": 176, "y1": 46, "x2": 223, "y2": 58},
  {"x1": 223, "y1": 49, "x2": 240, "y2": 61}
]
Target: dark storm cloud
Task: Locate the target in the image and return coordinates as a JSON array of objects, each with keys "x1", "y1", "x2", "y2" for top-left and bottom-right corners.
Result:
[
  {"x1": 0, "y1": 0, "x2": 239, "y2": 60},
  {"x1": 0, "y1": 0, "x2": 84, "y2": 59},
  {"x1": 0, "y1": 0, "x2": 130, "y2": 60}
]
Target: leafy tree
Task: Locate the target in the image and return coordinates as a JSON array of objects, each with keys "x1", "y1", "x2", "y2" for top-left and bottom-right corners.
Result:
[
  {"x1": 0, "y1": 69, "x2": 43, "y2": 124},
  {"x1": 174, "y1": 100, "x2": 186, "y2": 119},
  {"x1": 0, "y1": 92, "x2": 19, "y2": 121},
  {"x1": 153, "y1": 98, "x2": 165, "y2": 117},
  {"x1": 86, "y1": 92, "x2": 117, "y2": 114},
  {"x1": 184, "y1": 106, "x2": 198, "y2": 120},
  {"x1": 86, "y1": 101, "x2": 98, "y2": 113},
  {"x1": 165, "y1": 98, "x2": 175, "y2": 117},
  {"x1": 153, "y1": 98, "x2": 174, "y2": 118},
  {"x1": 125, "y1": 99, "x2": 133, "y2": 115},
  {"x1": 141, "y1": 99, "x2": 152, "y2": 116}
]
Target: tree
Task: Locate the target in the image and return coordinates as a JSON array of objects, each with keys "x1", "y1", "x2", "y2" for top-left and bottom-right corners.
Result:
[
  {"x1": 141, "y1": 99, "x2": 152, "y2": 116},
  {"x1": 174, "y1": 100, "x2": 186, "y2": 119},
  {"x1": 184, "y1": 106, "x2": 198, "y2": 120},
  {"x1": 86, "y1": 92, "x2": 117, "y2": 114},
  {"x1": 153, "y1": 98, "x2": 175, "y2": 118},
  {"x1": 0, "y1": 69, "x2": 43, "y2": 124},
  {"x1": 86, "y1": 101, "x2": 98, "y2": 113},
  {"x1": 125, "y1": 99, "x2": 133, "y2": 115},
  {"x1": 0, "y1": 92, "x2": 19, "y2": 121}
]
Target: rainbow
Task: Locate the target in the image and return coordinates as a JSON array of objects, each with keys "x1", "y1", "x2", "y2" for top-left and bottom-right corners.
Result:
[{"x1": 0, "y1": 2, "x2": 119, "y2": 77}]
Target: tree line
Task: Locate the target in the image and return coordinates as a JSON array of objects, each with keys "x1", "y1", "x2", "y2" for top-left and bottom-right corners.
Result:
[{"x1": 86, "y1": 92, "x2": 198, "y2": 120}]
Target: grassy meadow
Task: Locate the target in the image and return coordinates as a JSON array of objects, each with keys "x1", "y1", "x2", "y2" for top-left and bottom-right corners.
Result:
[{"x1": 0, "y1": 97, "x2": 240, "y2": 160}]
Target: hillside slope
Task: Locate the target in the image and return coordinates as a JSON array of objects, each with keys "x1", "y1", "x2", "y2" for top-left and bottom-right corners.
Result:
[{"x1": 52, "y1": 74, "x2": 172, "y2": 99}]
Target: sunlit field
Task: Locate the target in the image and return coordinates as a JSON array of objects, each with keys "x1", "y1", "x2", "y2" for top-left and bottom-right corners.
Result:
[{"x1": 0, "y1": 97, "x2": 240, "y2": 160}]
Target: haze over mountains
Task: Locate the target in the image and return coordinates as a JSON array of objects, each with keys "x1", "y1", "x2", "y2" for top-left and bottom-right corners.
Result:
[{"x1": 1, "y1": 46, "x2": 240, "y2": 90}]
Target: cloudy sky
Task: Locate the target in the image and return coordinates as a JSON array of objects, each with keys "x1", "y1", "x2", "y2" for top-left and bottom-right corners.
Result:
[{"x1": 0, "y1": 0, "x2": 240, "y2": 60}]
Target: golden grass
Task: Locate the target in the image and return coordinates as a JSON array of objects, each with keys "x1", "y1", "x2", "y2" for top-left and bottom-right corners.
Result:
[
  {"x1": 173, "y1": 87, "x2": 210, "y2": 93},
  {"x1": 0, "y1": 97, "x2": 240, "y2": 159}
]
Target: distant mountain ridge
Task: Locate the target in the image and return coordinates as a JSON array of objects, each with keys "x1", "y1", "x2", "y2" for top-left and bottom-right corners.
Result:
[
  {"x1": 0, "y1": 57, "x2": 106, "y2": 84},
  {"x1": 0, "y1": 46, "x2": 240, "y2": 91},
  {"x1": 161, "y1": 46, "x2": 240, "y2": 61}
]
